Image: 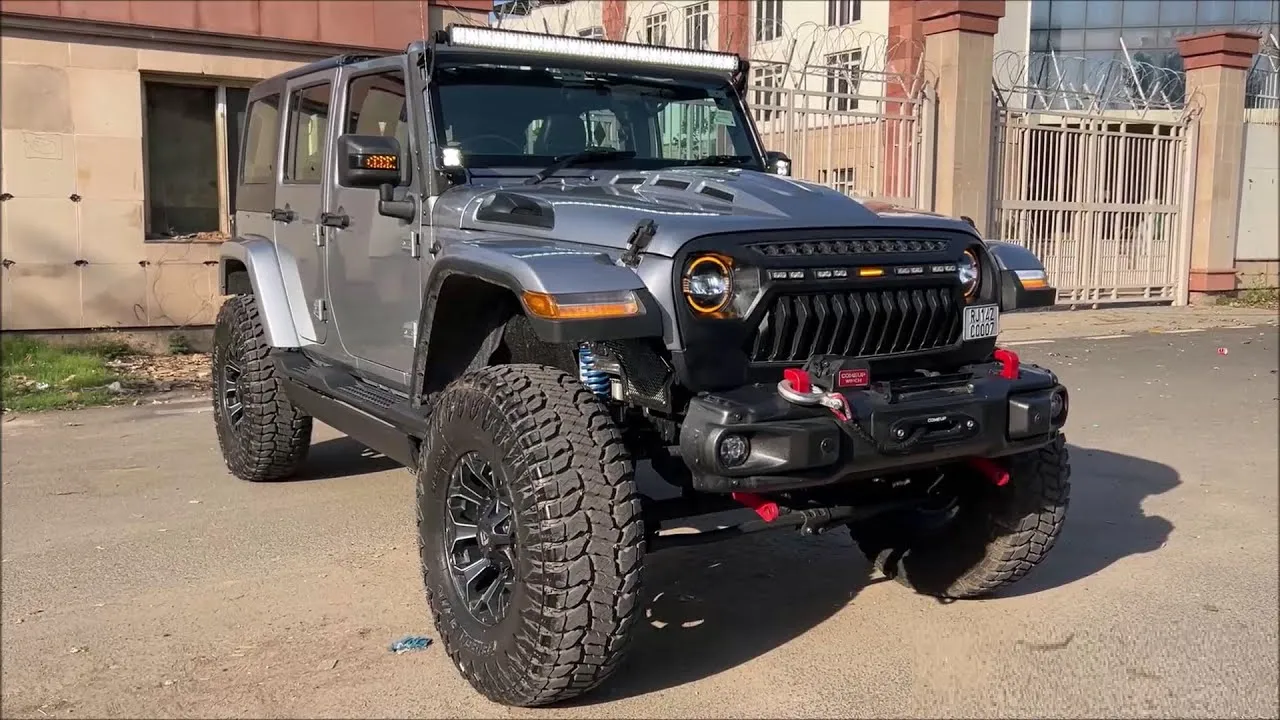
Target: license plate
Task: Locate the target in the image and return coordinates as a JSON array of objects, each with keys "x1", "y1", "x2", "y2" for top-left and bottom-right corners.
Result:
[{"x1": 962, "y1": 304, "x2": 1000, "y2": 341}]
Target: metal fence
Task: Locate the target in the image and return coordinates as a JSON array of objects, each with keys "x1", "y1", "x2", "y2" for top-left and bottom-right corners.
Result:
[
  {"x1": 990, "y1": 50, "x2": 1198, "y2": 306},
  {"x1": 745, "y1": 27, "x2": 933, "y2": 209},
  {"x1": 1246, "y1": 32, "x2": 1280, "y2": 121}
]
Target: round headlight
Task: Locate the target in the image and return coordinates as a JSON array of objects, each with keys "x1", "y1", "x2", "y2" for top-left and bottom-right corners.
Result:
[
  {"x1": 683, "y1": 255, "x2": 732, "y2": 314},
  {"x1": 958, "y1": 248, "x2": 980, "y2": 299}
]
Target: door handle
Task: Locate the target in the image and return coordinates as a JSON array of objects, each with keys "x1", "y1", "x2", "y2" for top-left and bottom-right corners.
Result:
[
  {"x1": 270, "y1": 207, "x2": 296, "y2": 223},
  {"x1": 320, "y1": 212, "x2": 349, "y2": 229}
]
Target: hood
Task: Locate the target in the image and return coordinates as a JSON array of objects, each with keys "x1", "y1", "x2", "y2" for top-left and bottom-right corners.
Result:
[{"x1": 432, "y1": 168, "x2": 978, "y2": 257}]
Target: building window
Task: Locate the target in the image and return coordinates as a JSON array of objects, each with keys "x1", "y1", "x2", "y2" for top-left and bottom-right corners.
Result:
[
  {"x1": 685, "y1": 1, "x2": 711, "y2": 50},
  {"x1": 819, "y1": 167, "x2": 857, "y2": 196},
  {"x1": 578, "y1": 25, "x2": 605, "y2": 39},
  {"x1": 825, "y1": 49, "x2": 863, "y2": 111},
  {"x1": 142, "y1": 80, "x2": 249, "y2": 241},
  {"x1": 644, "y1": 12, "x2": 668, "y2": 46},
  {"x1": 755, "y1": 0, "x2": 783, "y2": 42},
  {"x1": 827, "y1": 0, "x2": 861, "y2": 26},
  {"x1": 284, "y1": 82, "x2": 332, "y2": 185},
  {"x1": 752, "y1": 63, "x2": 785, "y2": 122}
]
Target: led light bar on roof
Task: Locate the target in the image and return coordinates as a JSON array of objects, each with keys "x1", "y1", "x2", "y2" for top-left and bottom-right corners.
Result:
[{"x1": 447, "y1": 25, "x2": 741, "y2": 73}]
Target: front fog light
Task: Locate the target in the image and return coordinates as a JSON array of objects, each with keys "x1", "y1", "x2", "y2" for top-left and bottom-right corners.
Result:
[{"x1": 717, "y1": 433, "x2": 750, "y2": 468}]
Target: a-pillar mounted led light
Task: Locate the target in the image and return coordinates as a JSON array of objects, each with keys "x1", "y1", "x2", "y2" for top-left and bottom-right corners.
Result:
[{"x1": 446, "y1": 25, "x2": 742, "y2": 73}]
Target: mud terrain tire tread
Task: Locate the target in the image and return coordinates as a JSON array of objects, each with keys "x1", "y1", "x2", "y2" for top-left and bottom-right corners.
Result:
[
  {"x1": 417, "y1": 364, "x2": 644, "y2": 707},
  {"x1": 858, "y1": 436, "x2": 1070, "y2": 599},
  {"x1": 212, "y1": 294, "x2": 312, "y2": 482}
]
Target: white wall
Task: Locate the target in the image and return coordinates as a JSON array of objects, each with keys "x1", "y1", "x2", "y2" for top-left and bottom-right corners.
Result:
[{"x1": 1237, "y1": 118, "x2": 1280, "y2": 261}]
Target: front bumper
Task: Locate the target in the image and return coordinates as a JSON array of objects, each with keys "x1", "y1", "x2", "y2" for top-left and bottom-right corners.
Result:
[{"x1": 678, "y1": 360, "x2": 1067, "y2": 493}]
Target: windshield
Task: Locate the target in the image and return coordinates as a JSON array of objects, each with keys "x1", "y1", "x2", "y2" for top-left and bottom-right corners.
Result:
[{"x1": 431, "y1": 64, "x2": 762, "y2": 173}]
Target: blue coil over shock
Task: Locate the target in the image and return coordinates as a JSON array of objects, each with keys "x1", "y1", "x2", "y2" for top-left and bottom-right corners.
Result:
[{"x1": 577, "y1": 344, "x2": 610, "y2": 398}]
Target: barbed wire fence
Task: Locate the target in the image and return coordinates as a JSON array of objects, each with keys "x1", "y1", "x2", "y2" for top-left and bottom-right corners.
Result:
[{"x1": 1246, "y1": 30, "x2": 1279, "y2": 122}]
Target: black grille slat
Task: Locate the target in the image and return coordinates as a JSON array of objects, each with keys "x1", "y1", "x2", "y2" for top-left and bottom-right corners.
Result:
[
  {"x1": 906, "y1": 290, "x2": 929, "y2": 350},
  {"x1": 769, "y1": 299, "x2": 794, "y2": 362},
  {"x1": 789, "y1": 295, "x2": 815, "y2": 360},
  {"x1": 875, "y1": 291, "x2": 897, "y2": 355},
  {"x1": 745, "y1": 286, "x2": 963, "y2": 364}
]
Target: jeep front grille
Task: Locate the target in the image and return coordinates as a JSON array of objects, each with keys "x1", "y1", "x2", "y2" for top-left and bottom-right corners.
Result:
[{"x1": 746, "y1": 287, "x2": 963, "y2": 364}]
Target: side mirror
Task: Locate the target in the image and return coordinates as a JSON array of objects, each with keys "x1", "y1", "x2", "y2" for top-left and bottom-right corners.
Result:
[
  {"x1": 985, "y1": 241, "x2": 1056, "y2": 312},
  {"x1": 764, "y1": 150, "x2": 791, "y2": 176},
  {"x1": 337, "y1": 134, "x2": 404, "y2": 189},
  {"x1": 337, "y1": 134, "x2": 416, "y2": 222}
]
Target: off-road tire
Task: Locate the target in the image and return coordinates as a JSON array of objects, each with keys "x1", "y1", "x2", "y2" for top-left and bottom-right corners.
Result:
[
  {"x1": 417, "y1": 364, "x2": 645, "y2": 707},
  {"x1": 211, "y1": 294, "x2": 312, "y2": 482},
  {"x1": 855, "y1": 436, "x2": 1070, "y2": 599}
]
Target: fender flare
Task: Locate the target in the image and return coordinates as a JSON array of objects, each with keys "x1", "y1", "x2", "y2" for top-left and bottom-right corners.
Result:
[
  {"x1": 218, "y1": 237, "x2": 302, "y2": 347},
  {"x1": 408, "y1": 253, "x2": 665, "y2": 406}
]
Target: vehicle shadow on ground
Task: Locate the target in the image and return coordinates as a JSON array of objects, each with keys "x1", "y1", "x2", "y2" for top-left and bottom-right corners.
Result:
[
  {"x1": 571, "y1": 523, "x2": 883, "y2": 704},
  {"x1": 290, "y1": 437, "x2": 401, "y2": 481},
  {"x1": 996, "y1": 443, "x2": 1178, "y2": 598}
]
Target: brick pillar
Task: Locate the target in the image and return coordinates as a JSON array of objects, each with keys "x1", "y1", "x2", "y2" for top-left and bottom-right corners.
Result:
[
  {"x1": 884, "y1": 0, "x2": 924, "y2": 205},
  {"x1": 919, "y1": 0, "x2": 1005, "y2": 230},
  {"x1": 717, "y1": 0, "x2": 749, "y2": 57},
  {"x1": 603, "y1": 0, "x2": 626, "y2": 41},
  {"x1": 1176, "y1": 30, "x2": 1262, "y2": 301}
]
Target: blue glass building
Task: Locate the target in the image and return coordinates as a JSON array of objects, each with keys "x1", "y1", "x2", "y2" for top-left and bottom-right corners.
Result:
[{"x1": 1029, "y1": 0, "x2": 1278, "y2": 70}]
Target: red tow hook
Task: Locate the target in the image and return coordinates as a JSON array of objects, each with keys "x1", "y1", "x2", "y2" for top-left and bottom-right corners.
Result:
[
  {"x1": 783, "y1": 367, "x2": 811, "y2": 393},
  {"x1": 993, "y1": 348, "x2": 1021, "y2": 379},
  {"x1": 970, "y1": 457, "x2": 1010, "y2": 487},
  {"x1": 731, "y1": 492, "x2": 780, "y2": 522}
]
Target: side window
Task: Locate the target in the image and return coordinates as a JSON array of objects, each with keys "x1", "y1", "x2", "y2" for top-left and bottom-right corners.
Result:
[
  {"x1": 346, "y1": 70, "x2": 407, "y2": 147},
  {"x1": 284, "y1": 82, "x2": 332, "y2": 184},
  {"x1": 240, "y1": 91, "x2": 282, "y2": 212}
]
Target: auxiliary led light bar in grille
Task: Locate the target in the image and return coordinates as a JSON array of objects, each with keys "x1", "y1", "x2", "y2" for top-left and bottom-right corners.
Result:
[{"x1": 447, "y1": 25, "x2": 742, "y2": 73}]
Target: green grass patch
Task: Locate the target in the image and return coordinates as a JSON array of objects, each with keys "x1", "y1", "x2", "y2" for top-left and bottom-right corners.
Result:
[{"x1": 1, "y1": 337, "x2": 134, "y2": 412}]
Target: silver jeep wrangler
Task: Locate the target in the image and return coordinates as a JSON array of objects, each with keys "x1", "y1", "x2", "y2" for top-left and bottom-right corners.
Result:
[{"x1": 215, "y1": 26, "x2": 1070, "y2": 707}]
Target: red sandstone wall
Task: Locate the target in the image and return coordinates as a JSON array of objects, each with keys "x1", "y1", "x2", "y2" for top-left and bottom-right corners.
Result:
[{"x1": 0, "y1": 0, "x2": 491, "y2": 50}]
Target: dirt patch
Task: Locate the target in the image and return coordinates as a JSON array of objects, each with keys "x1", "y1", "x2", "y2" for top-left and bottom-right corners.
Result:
[{"x1": 106, "y1": 353, "x2": 211, "y2": 395}]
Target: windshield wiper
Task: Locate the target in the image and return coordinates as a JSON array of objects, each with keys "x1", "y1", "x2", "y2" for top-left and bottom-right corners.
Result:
[
  {"x1": 525, "y1": 149, "x2": 637, "y2": 185},
  {"x1": 687, "y1": 154, "x2": 757, "y2": 168}
]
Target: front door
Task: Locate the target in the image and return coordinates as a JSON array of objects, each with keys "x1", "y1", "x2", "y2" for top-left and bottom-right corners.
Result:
[
  {"x1": 273, "y1": 70, "x2": 335, "y2": 344},
  {"x1": 326, "y1": 57, "x2": 423, "y2": 378}
]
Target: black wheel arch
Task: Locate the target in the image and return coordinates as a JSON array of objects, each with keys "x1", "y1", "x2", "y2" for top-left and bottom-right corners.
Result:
[{"x1": 410, "y1": 256, "x2": 665, "y2": 407}]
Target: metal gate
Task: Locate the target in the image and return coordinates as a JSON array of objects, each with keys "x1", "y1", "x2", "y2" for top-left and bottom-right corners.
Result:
[
  {"x1": 745, "y1": 28, "x2": 934, "y2": 209},
  {"x1": 990, "y1": 51, "x2": 1198, "y2": 305}
]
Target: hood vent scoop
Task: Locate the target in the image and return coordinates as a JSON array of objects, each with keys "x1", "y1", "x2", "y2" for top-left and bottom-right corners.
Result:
[
  {"x1": 613, "y1": 176, "x2": 645, "y2": 186},
  {"x1": 475, "y1": 191, "x2": 556, "y2": 230},
  {"x1": 654, "y1": 178, "x2": 691, "y2": 190},
  {"x1": 698, "y1": 185, "x2": 735, "y2": 203}
]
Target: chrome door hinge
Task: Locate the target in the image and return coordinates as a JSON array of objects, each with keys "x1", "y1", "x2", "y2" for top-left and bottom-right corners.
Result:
[
  {"x1": 402, "y1": 231, "x2": 421, "y2": 259},
  {"x1": 313, "y1": 298, "x2": 327, "y2": 322},
  {"x1": 315, "y1": 225, "x2": 326, "y2": 247},
  {"x1": 402, "y1": 321, "x2": 418, "y2": 344}
]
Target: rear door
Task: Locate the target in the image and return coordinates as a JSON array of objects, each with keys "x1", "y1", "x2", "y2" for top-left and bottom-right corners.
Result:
[
  {"x1": 325, "y1": 56, "x2": 423, "y2": 378},
  {"x1": 273, "y1": 70, "x2": 336, "y2": 344}
]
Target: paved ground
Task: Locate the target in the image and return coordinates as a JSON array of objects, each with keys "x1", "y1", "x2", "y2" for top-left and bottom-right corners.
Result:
[{"x1": 2, "y1": 319, "x2": 1277, "y2": 718}]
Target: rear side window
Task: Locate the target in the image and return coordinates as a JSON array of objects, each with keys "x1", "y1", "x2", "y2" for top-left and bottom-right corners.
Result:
[
  {"x1": 236, "y1": 93, "x2": 280, "y2": 214},
  {"x1": 240, "y1": 94, "x2": 280, "y2": 185},
  {"x1": 285, "y1": 82, "x2": 332, "y2": 184}
]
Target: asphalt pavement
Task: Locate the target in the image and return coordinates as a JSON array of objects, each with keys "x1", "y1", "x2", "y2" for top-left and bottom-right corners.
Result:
[{"x1": 2, "y1": 325, "x2": 1277, "y2": 719}]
